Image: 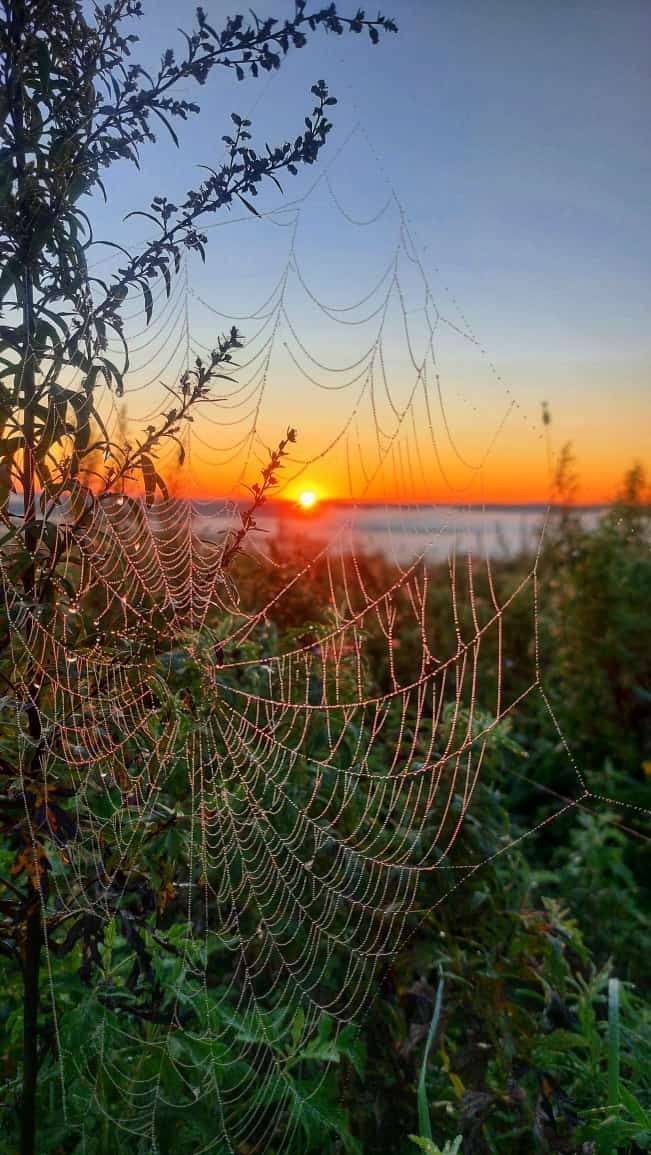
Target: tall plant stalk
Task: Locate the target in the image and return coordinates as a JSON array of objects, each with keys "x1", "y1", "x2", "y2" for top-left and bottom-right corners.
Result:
[
  {"x1": 0, "y1": 3, "x2": 395, "y2": 1148},
  {"x1": 9, "y1": 5, "x2": 42, "y2": 1147}
]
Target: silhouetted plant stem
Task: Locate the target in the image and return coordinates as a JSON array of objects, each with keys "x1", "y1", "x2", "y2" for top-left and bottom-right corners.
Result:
[
  {"x1": 9, "y1": 10, "x2": 42, "y2": 1148},
  {"x1": 21, "y1": 884, "x2": 41, "y2": 1155}
]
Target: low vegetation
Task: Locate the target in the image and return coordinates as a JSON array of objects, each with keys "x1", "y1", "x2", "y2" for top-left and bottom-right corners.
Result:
[{"x1": 0, "y1": 465, "x2": 648, "y2": 1154}]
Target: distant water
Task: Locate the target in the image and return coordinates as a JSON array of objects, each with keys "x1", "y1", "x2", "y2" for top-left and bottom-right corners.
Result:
[
  {"x1": 193, "y1": 502, "x2": 605, "y2": 564},
  {"x1": 5, "y1": 497, "x2": 605, "y2": 563}
]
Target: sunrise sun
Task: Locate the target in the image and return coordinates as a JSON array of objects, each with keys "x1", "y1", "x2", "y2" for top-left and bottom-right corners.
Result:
[{"x1": 297, "y1": 489, "x2": 318, "y2": 511}]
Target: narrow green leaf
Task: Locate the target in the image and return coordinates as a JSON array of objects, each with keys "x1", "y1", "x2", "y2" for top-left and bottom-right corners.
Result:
[
  {"x1": 418, "y1": 968, "x2": 444, "y2": 1142},
  {"x1": 608, "y1": 977, "x2": 621, "y2": 1106}
]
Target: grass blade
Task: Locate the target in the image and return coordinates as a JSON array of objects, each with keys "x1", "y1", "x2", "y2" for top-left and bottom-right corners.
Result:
[
  {"x1": 418, "y1": 967, "x2": 444, "y2": 1141},
  {"x1": 607, "y1": 976, "x2": 621, "y2": 1106}
]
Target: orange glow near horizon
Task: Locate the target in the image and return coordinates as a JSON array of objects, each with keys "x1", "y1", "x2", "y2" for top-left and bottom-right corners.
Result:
[
  {"x1": 170, "y1": 456, "x2": 643, "y2": 507},
  {"x1": 154, "y1": 411, "x2": 648, "y2": 508}
]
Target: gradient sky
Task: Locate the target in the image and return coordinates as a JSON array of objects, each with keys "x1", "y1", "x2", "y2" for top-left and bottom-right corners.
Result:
[{"x1": 90, "y1": 1, "x2": 650, "y2": 504}]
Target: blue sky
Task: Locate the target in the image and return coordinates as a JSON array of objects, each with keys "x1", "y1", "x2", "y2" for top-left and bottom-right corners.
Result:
[{"x1": 91, "y1": 1, "x2": 650, "y2": 501}]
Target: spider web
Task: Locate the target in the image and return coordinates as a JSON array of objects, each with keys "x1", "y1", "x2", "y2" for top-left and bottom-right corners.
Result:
[{"x1": 3, "y1": 124, "x2": 641, "y2": 1154}]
